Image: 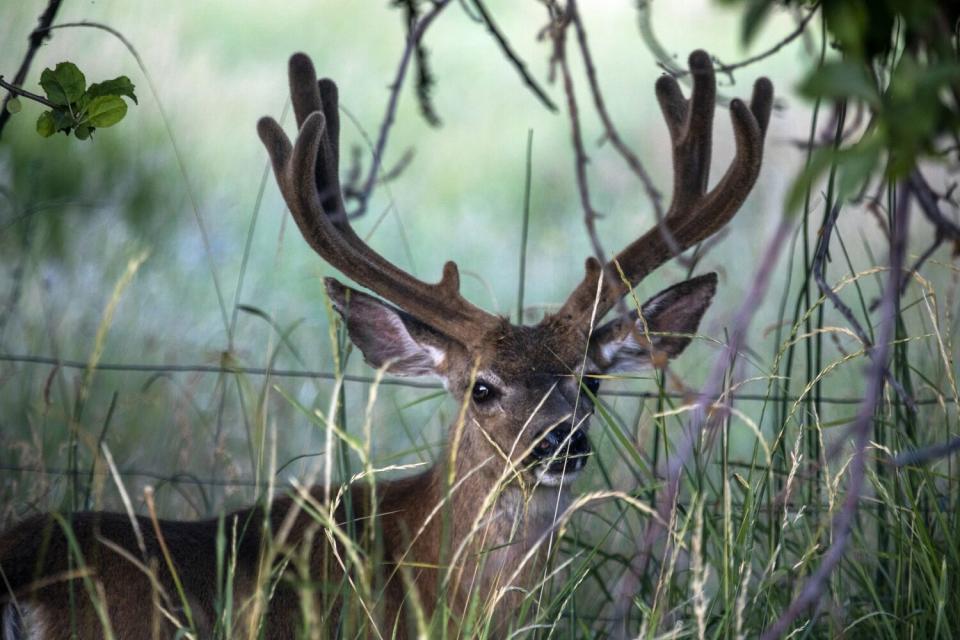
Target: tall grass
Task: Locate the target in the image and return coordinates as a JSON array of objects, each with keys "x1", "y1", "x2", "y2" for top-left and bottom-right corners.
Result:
[{"x1": 2, "y1": 2, "x2": 959, "y2": 638}]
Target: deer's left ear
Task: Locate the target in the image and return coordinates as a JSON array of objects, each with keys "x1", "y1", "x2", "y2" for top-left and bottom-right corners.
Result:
[{"x1": 589, "y1": 273, "x2": 717, "y2": 373}]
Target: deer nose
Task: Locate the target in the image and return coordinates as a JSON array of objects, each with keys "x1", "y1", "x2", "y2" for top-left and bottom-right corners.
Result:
[{"x1": 530, "y1": 422, "x2": 592, "y2": 474}]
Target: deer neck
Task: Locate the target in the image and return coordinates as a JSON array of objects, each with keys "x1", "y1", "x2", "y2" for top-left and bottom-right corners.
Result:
[{"x1": 431, "y1": 427, "x2": 569, "y2": 564}]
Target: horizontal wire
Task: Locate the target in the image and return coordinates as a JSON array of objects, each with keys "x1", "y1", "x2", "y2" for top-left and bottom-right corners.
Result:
[{"x1": 0, "y1": 352, "x2": 951, "y2": 405}]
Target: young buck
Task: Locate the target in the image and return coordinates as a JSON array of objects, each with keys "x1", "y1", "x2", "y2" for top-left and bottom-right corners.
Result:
[{"x1": 0, "y1": 50, "x2": 772, "y2": 638}]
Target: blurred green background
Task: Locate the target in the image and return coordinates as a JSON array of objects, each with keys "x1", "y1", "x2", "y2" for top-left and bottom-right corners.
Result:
[{"x1": 1, "y1": 1, "x2": 937, "y2": 521}]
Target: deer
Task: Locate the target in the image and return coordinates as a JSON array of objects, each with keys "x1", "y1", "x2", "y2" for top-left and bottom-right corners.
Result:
[{"x1": 0, "y1": 50, "x2": 772, "y2": 639}]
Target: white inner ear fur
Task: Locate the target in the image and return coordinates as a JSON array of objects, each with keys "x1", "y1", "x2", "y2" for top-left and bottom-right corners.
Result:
[
  {"x1": 382, "y1": 311, "x2": 446, "y2": 377},
  {"x1": 598, "y1": 324, "x2": 654, "y2": 371}
]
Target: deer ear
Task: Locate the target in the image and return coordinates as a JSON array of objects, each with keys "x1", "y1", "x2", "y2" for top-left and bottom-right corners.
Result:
[
  {"x1": 590, "y1": 273, "x2": 717, "y2": 373},
  {"x1": 325, "y1": 278, "x2": 453, "y2": 378}
]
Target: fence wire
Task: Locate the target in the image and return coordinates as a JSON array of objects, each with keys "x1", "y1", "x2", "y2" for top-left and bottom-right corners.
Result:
[
  {"x1": 1, "y1": 352, "x2": 951, "y2": 405},
  {"x1": 0, "y1": 350, "x2": 953, "y2": 492}
]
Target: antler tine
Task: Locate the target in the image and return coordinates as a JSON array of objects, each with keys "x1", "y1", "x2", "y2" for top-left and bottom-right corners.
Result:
[
  {"x1": 258, "y1": 53, "x2": 500, "y2": 346},
  {"x1": 556, "y1": 50, "x2": 773, "y2": 325},
  {"x1": 655, "y1": 50, "x2": 716, "y2": 218}
]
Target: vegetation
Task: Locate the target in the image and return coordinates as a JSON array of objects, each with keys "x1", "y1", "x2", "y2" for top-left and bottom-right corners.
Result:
[{"x1": 1, "y1": 0, "x2": 959, "y2": 637}]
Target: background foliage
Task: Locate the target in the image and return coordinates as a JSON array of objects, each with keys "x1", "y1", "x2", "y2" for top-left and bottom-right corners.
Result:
[{"x1": 1, "y1": 0, "x2": 959, "y2": 637}]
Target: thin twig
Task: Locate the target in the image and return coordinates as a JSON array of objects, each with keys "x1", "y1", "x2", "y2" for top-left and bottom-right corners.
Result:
[
  {"x1": 551, "y1": 3, "x2": 608, "y2": 267},
  {"x1": 352, "y1": 0, "x2": 453, "y2": 219},
  {"x1": 812, "y1": 202, "x2": 917, "y2": 413},
  {"x1": 393, "y1": 0, "x2": 442, "y2": 126},
  {"x1": 672, "y1": 7, "x2": 819, "y2": 82},
  {"x1": 0, "y1": 76, "x2": 56, "y2": 109},
  {"x1": 760, "y1": 183, "x2": 910, "y2": 640},
  {"x1": 910, "y1": 169, "x2": 960, "y2": 238},
  {"x1": 471, "y1": 0, "x2": 557, "y2": 112},
  {"x1": 568, "y1": 3, "x2": 676, "y2": 261}
]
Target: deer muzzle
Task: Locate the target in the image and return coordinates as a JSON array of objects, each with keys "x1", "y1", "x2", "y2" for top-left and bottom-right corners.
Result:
[{"x1": 528, "y1": 422, "x2": 591, "y2": 481}]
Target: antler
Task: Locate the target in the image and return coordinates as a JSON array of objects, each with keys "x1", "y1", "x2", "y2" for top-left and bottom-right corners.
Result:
[
  {"x1": 556, "y1": 50, "x2": 774, "y2": 325},
  {"x1": 257, "y1": 53, "x2": 500, "y2": 347}
]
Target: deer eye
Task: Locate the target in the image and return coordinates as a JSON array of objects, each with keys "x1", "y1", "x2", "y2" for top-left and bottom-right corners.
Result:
[
  {"x1": 471, "y1": 380, "x2": 497, "y2": 404},
  {"x1": 582, "y1": 376, "x2": 601, "y2": 396}
]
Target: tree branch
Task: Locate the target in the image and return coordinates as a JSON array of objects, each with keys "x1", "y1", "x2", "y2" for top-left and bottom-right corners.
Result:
[{"x1": 0, "y1": 0, "x2": 64, "y2": 139}]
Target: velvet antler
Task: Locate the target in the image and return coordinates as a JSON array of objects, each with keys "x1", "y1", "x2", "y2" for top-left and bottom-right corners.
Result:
[
  {"x1": 257, "y1": 53, "x2": 500, "y2": 347},
  {"x1": 556, "y1": 50, "x2": 774, "y2": 325}
]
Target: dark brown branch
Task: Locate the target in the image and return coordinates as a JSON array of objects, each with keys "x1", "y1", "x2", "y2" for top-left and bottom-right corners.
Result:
[
  {"x1": 471, "y1": 0, "x2": 558, "y2": 112},
  {"x1": 0, "y1": 76, "x2": 56, "y2": 109},
  {"x1": 567, "y1": 2, "x2": 686, "y2": 264},
  {"x1": 552, "y1": 5, "x2": 608, "y2": 268},
  {"x1": 675, "y1": 7, "x2": 819, "y2": 82},
  {"x1": 0, "y1": 0, "x2": 64, "y2": 139},
  {"x1": 812, "y1": 202, "x2": 917, "y2": 412},
  {"x1": 352, "y1": 0, "x2": 453, "y2": 219},
  {"x1": 393, "y1": 0, "x2": 442, "y2": 126},
  {"x1": 760, "y1": 183, "x2": 911, "y2": 640},
  {"x1": 910, "y1": 169, "x2": 960, "y2": 239}
]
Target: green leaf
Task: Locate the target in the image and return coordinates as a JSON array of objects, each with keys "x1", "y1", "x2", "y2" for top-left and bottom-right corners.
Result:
[
  {"x1": 799, "y1": 61, "x2": 879, "y2": 106},
  {"x1": 6, "y1": 97, "x2": 21, "y2": 114},
  {"x1": 86, "y1": 76, "x2": 138, "y2": 105},
  {"x1": 741, "y1": 0, "x2": 775, "y2": 46},
  {"x1": 39, "y1": 62, "x2": 86, "y2": 106},
  {"x1": 36, "y1": 111, "x2": 56, "y2": 137},
  {"x1": 80, "y1": 95, "x2": 127, "y2": 128},
  {"x1": 836, "y1": 136, "x2": 882, "y2": 201},
  {"x1": 51, "y1": 108, "x2": 76, "y2": 132}
]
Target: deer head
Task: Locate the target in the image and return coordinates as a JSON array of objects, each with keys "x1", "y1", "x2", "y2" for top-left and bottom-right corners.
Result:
[{"x1": 257, "y1": 51, "x2": 772, "y2": 488}]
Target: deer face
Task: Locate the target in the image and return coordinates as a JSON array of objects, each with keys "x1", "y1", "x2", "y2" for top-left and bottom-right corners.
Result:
[
  {"x1": 327, "y1": 272, "x2": 717, "y2": 486},
  {"x1": 259, "y1": 50, "x2": 770, "y2": 488}
]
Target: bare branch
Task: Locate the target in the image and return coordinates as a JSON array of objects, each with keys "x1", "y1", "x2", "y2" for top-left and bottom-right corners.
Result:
[
  {"x1": 612, "y1": 218, "x2": 792, "y2": 637},
  {"x1": 471, "y1": 0, "x2": 558, "y2": 112},
  {"x1": 352, "y1": 0, "x2": 453, "y2": 219},
  {"x1": 894, "y1": 436, "x2": 960, "y2": 467},
  {"x1": 760, "y1": 183, "x2": 911, "y2": 640},
  {"x1": 567, "y1": 3, "x2": 682, "y2": 263},
  {"x1": 551, "y1": 3, "x2": 608, "y2": 267},
  {"x1": 673, "y1": 7, "x2": 819, "y2": 82},
  {"x1": 812, "y1": 202, "x2": 917, "y2": 413}
]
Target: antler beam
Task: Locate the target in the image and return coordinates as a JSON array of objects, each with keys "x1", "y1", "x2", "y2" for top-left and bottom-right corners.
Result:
[
  {"x1": 557, "y1": 50, "x2": 774, "y2": 324},
  {"x1": 257, "y1": 54, "x2": 500, "y2": 347}
]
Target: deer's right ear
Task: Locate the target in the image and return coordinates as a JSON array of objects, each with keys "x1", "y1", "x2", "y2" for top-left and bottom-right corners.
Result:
[{"x1": 325, "y1": 279, "x2": 453, "y2": 379}]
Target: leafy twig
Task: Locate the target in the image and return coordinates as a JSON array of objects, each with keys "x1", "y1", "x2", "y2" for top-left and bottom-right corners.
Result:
[{"x1": 0, "y1": 76, "x2": 56, "y2": 108}]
